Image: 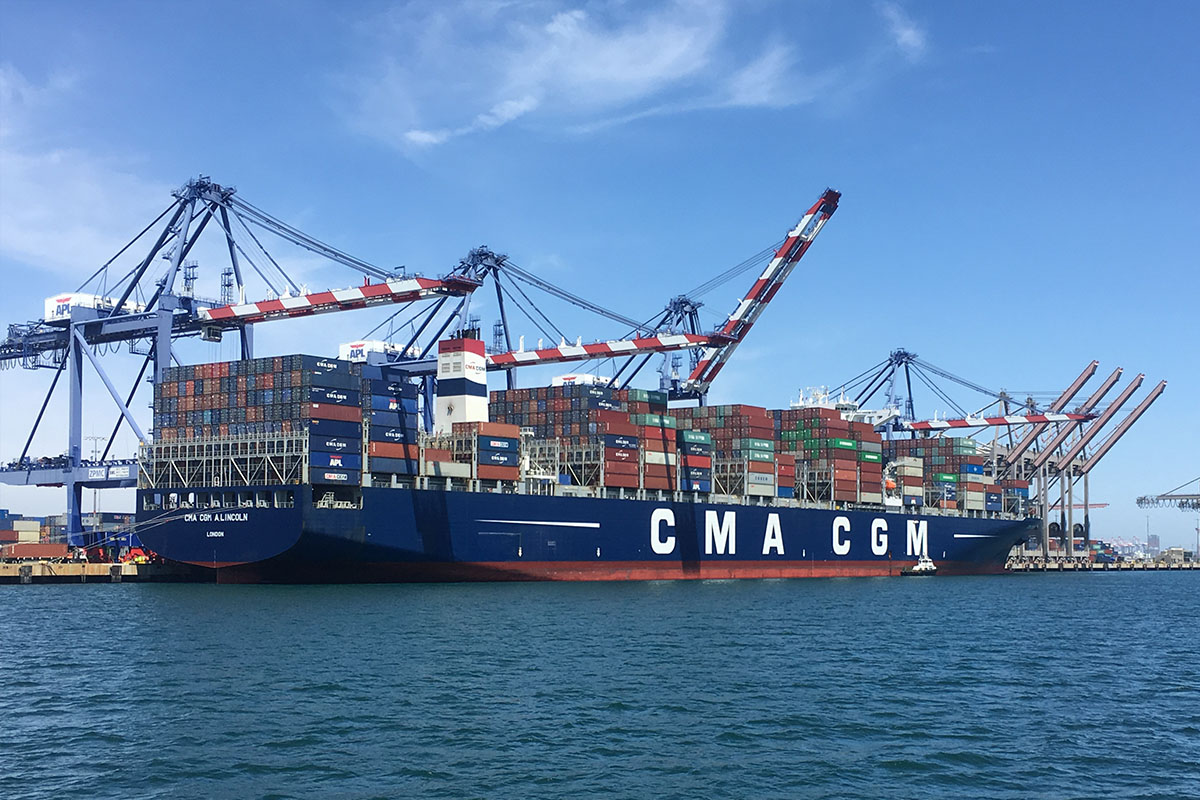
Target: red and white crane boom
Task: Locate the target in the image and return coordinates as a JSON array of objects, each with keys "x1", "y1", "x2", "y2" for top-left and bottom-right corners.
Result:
[
  {"x1": 682, "y1": 188, "x2": 841, "y2": 395},
  {"x1": 1054, "y1": 374, "x2": 1145, "y2": 469},
  {"x1": 1002, "y1": 360, "x2": 1098, "y2": 469},
  {"x1": 1029, "y1": 366, "x2": 1123, "y2": 469},
  {"x1": 1076, "y1": 380, "x2": 1166, "y2": 475}
]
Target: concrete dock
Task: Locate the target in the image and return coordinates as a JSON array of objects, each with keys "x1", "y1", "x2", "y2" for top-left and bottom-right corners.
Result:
[
  {"x1": 0, "y1": 561, "x2": 206, "y2": 584},
  {"x1": 1007, "y1": 559, "x2": 1199, "y2": 572}
]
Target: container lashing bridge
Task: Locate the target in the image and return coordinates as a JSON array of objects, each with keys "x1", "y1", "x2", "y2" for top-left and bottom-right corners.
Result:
[{"x1": 0, "y1": 177, "x2": 842, "y2": 543}]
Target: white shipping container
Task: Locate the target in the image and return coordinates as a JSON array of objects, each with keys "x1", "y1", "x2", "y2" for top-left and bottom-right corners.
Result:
[
  {"x1": 897, "y1": 466, "x2": 923, "y2": 478},
  {"x1": 644, "y1": 451, "x2": 677, "y2": 466},
  {"x1": 746, "y1": 472, "x2": 776, "y2": 486},
  {"x1": 424, "y1": 461, "x2": 472, "y2": 478},
  {"x1": 746, "y1": 484, "x2": 775, "y2": 496},
  {"x1": 895, "y1": 457, "x2": 923, "y2": 467},
  {"x1": 11, "y1": 520, "x2": 39, "y2": 532},
  {"x1": 860, "y1": 492, "x2": 883, "y2": 503},
  {"x1": 17, "y1": 529, "x2": 39, "y2": 543}
]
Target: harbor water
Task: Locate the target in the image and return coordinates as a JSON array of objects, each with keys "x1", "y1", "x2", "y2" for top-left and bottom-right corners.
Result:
[{"x1": 2, "y1": 572, "x2": 1197, "y2": 799}]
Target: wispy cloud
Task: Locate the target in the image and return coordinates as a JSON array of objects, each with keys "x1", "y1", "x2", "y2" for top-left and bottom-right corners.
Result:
[
  {"x1": 337, "y1": 1, "x2": 928, "y2": 150},
  {"x1": 877, "y1": 2, "x2": 927, "y2": 62},
  {"x1": 0, "y1": 65, "x2": 171, "y2": 281}
]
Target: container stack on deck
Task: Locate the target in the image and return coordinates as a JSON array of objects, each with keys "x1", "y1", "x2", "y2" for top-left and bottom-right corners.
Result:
[
  {"x1": 882, "y1": 437, "x2": 1002, "y2": 510},
  {"x1": 362, "y1": 368, "x2": 421, "y2": 482}
]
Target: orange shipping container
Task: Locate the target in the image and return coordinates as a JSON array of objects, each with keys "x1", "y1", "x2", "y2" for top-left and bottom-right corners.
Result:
[
  {"x1": 747, "y1": 461, "x2": 774, "y2": 474},
  {"x1": 369, "y1": 441, "x2": 419, "y2": 459},
  {"x1": 477, "y1": 465, "x2": 519, "y2": 481}
]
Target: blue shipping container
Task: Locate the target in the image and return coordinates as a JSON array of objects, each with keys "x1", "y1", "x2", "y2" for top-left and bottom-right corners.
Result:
[
  {"x1": 369, "y1": 425, "x2": 420, "y2": 443},
  {"x1": 310, "y1": 451, "x2": 363, "y2": 470},
  {"x1": 962, "y1": 463, "x2": 984, "y2": 475},
  {"x1": 681, "y1": 480, "x2": 712, "y2": 492},
  {"x1": 605, "y1": 434, "x2": 638, "y2": 450},
  {"x1": 369, "y1": 394, "x2": 419, "y2": 413},
  {"x1": 480, "y1": 450, "x2": 519, "y2": 467},
  {"x1": 777, "y1": 486, "x2": 795, "y2": 499},
  {"x1": 308, "y1": 418, "x2": 363, "y2": 439},
  {"x1": 308, "y1": 434, "x2": 360, "y2": 454},
  {"x1": 308, "y1": 467, "x2": 360, "y2": 485},
  {"x1": 680, "y1": 442, "x2": 712, "y2": 457},
  {"x1": 369, "y1": 410, "x2": 420, "y2": 428},
  {"x1": 368, "y1": 457, "x2": 418, "y2": 475},
  {"x1": 310, "y1": 386, "x2": 360, "y2": 407},
  {"x1": 478, "y1": 436, "x2": 519, "y2": 452},
  {"x1": 904, "y1": 495, "x2": 924, "y2": 507}
]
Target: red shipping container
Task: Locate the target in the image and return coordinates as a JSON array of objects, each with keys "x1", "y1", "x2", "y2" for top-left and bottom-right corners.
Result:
[
  {"x1": 604, "y1": 460, "x2": 638, "y2": 476},
  {"x1": 605, "y1": 447, "x2": 637, "y2": 462},
  {"x1": 777, "y1": 465, "x2": 795, "y2": 477},
  {"x1": 368, "y1": 441, "x2": 419, "y2": 459},
  {"x1": 310, "y1": 403, "x2": 364, "y2": 423},
  {"x1": 603, "y1": 473, "x2": 639, "y2": 488},
  {"x1": 597, "y1": 421, "x2": 639, "y2": 436},
  {"x1": 834, "y1": 479, "x2": 857, "y2": 491},
  {"x1": 680, "y1": 455, "x2": 712, "y2": 469},
  {"x1": 643, "y1": 476, "x2": 672, "y2": 490},
  {"x1": 0, "y1": 530, "x2": 17, "y2": 543},
  {"x1": 775, "y1": 453, "x2": 796, "y2": 467},
  {"x1": 833, "y1": 490, "x2": 857, "y2": 502},
  {"x1": 590, "y1": 409, "x2": 629, "y2": 424},
  {"x1": 478, "y1": 465, "x2": 519, "y2": 481},
  {"x1": 641, "y1": 436, "x2": 667, "y2": 453},
  {"x1": 833, "y1": 468, "x2": 857, "y2": 482},
  {"x1": 423, "y1": 447, "x2": 452, "y2": 461},
  {"x1": 747, "y1": 461, "x2": 774, "y2": 474}
]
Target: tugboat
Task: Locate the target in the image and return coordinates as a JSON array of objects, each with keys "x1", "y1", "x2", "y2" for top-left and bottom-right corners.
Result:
[{"x1": 901, "y1": 555, "x2": 938, "y2": 576}]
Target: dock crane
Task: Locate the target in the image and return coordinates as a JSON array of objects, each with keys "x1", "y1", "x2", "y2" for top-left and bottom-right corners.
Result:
[
  {"x1": 1138, "y1": 477, "x2": 1200, "y2": 511},
  {"x1": 0, "y1": 177, "x2": 842, "y2": 542}
]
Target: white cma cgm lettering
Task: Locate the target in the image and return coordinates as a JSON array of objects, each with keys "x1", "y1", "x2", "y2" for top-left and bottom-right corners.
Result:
[
  {"x1": 650, "y1": 508, "x2": 676, "y2": 555},
  {"x1": 832, "y1": 516, "x2": 852, "y2": 556},
  {"x1": 705, "y1": 510, "x2": 736, "y2": 555},
  {"x1": 648, "y1": 510, "x2": 915, "y2": 559},
  {"x1": 906, "y1": 519, "x2": 929, "y2": 557},
  {"x1": 871, "y1": 519, "x2": 889, "y2": 556}
]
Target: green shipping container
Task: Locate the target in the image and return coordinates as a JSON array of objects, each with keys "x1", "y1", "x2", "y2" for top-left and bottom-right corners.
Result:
[
  {"x1": 677, "y1": 430, "x2": 713, "y2": 444},
  {"x1": 859, "y1": 451, "x2": 883, "y2": 463},
  {"x1": 934, "y1": 473, "x2": 959, "y2": 483},
  {"x1": 736, "y1": 438, "x2": 774, "y2": 452},
  {"x1": 831, "y1": 438, "x2": 857, "y2": 451},
  {"x1": 746, "y1": 451, "x2": 775, "y2": 463}
]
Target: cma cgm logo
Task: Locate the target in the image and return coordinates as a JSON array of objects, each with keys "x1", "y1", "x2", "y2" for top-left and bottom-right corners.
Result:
[{"x1": 649, "y1": 510, "x2": 929, "y2": 557}]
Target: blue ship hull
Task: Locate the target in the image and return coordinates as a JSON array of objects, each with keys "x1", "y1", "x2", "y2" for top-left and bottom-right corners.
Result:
[{"x1": 135, "y1": 485, "x2": 1036, "y2": 582}]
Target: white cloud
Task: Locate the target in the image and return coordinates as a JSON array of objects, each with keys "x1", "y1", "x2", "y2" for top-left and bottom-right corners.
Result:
[
  {"x1": 878, "y1": 2, "x2": 927, "y2": 62},
  {"x1": 340, "y1": 0, "x2": 896, "y2": 149},
  {"x1": 0, "y1": 65, "x2": 170, "y2": 280}
]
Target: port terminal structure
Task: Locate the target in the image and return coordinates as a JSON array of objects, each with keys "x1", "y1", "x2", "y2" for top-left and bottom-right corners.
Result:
[
  {"x1": 0, "y1": 177, "x2": 843, "y2": 543},
  {"x1": 832, "y1": 351, "x2": 1167, "y2": 566}
]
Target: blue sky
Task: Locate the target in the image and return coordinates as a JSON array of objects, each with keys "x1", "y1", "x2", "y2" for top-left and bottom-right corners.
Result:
[{"x1": 1, "y1": 1, "x2": 1197, "y2": 547}]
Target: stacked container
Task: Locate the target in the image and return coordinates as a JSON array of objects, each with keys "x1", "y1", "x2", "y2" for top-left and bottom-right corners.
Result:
[
  {"x1": 640, "y1": 423, "x2": 677, "y2": 491},
  {"x1": 677, "y1": 430, "x2": 713, "y2": 492},
  {"x1": 362, "y1": 364, "x2": 421, "y2": 480}
]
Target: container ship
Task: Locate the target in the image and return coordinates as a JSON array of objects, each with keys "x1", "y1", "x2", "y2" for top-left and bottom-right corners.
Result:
[{"x1": 134, "y1": 343, "x2": 1038, "y2": 583}]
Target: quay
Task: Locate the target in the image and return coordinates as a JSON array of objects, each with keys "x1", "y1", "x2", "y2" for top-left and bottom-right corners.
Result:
[
  {"x1": 1007, "y1": 559, "x2": 1199, "y2": 572},
  {"x1": 0, "y1": 561, "x2": 205, "y2": 585}
]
